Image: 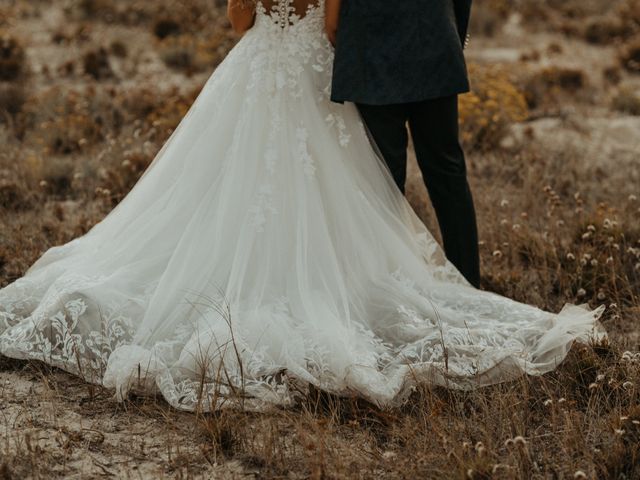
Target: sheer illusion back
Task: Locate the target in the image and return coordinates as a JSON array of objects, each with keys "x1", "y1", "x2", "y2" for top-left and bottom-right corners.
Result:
[{"x1": 258, "y1": 0, "x2": 322, "y2": 26}]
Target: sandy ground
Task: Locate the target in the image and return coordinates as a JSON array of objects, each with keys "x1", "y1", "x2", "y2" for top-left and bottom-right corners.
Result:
[{"x1": 1, "y1": 360, "x2": 254, "y2": 478}]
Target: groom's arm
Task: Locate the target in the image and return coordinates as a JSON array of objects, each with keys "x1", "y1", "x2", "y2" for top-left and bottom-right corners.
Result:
[
  {"x1": 325, "y1": 0, "x2": 342, "y2": 46},
  {"x1": 453, "y1": 0, "x2": 472, "y2": 49}
]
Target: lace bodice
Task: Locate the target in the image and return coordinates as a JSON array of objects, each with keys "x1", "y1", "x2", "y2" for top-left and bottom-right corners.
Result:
[{"x1": 257, "y1": 0, "x2": 322, "y2": 29}]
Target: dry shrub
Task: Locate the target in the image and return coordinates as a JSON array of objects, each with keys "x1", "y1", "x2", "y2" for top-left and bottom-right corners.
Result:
[
  {"x1": 0, "y1": 131, "x2": 42, "y2": 212},
  {"x1": 7, "y1": 82, "x2": 202, "y2": 206},
  {"x1": 119, "y1": 84, "x2": 200, "y2": 133},
  {"x1": 581, "y1": 0, "x2": 640, "y2": 43},
  {"x1": 583, "y1": 15, "x2": 633, "y2": 44},
  {"x1": 143, "y1": 85, "x2": 201, "y2": 131},
  {"x1": 66, "y1": 0, "x2": 152, "y2": 25},
  {"x1": 546, "y1": 0, "x2": 621, "y2": 18},
  {"x1": 153, "y1": 17, "x2": 182, "y2": 39},
  {"x1": 119, "y1": 87, "x2": 163, "y2": 119},
  {"x1": 620, "y1": 0, "x2": 640, "y2": 26},
  {"x1": 158, "y1": 34, "x2": 229, "y2": 75},
  {"x1": 459, "y1": 63, "x2": 529, "y2": 151},
  {"x1": 149, "y1": 0, "x2": 233, "y2": 34},
  {"x1": 82, "y1": 47, "x2": 114, "y2": 80},
  {"x1": 18, "y1": 86, "x2": 125, "y2": 154},
  {"x1": 521, "y1": 66, "x2": 587, "y2": 109},
  {"x1": 0, "y1": 34, "x2": 29, "y2": 124},
  {"x1": 620, "y1": 36, "x2": 640, "y2": 72},
  {"x1": 519, "y1": 49, "x2": 541, "y2": 62},
  {"x1": 469, "y1": 2, "x2": 505, "y2": 38},
  {"x1": 598, "y1": 396, "x2": 640, "y2": 478},
  {"x1": 518, "y1": 0, "x2": 614, "y2": 24},
  {"x1": 467, "y1": 0, "x2": 513, "y2": 38},
  {"x1": 0, "y1": 5, "x2": 10, "y2": 27},
  {"x1": 109, "y1": 40, "x2": 127, "y2": 58},
  {"x1": 603, "y1": 65, "x2": 623, "y2": 85},
  {"x1": 96, "y1": 148, "x2": 154, "y2": 207},
  {"x1": 517, "y1": 0, "x2": 640, "y2": 44},
  {"x1": 39, "y1": 158, "x2": 77, "y2": 198},
  {"x1": 159, "y1": 41, "x2": 196, "y2": 72},
  {"x1": 66, "y1": 0, "x2": 228, "y2": 32},
  {"x1": 0, "y1": 33, "x2": 26, "y2": 81},
  {"x1": 0, "y1": 178, "x2": 32, "y2": 211},
  {"x1": 51, "y1": 29, "x2": 71, "y2": 46},
  {"x1": 612, "y1": 87, "x2": 640, "y2": 114},
  {"x1": 480, "y1": 0, "x2": 512, "y2": 17},
  {"x1": 0, "y1": 83, "x2": 26, "y2": 119},
  {"x1": 547, "y1": 42, "x2": 563, "y2": 55}
]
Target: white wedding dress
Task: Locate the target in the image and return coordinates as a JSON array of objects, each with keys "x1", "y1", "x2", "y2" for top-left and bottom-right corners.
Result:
[{"x1": 0, "y1": 0, "x2": 607, "y2": 411}]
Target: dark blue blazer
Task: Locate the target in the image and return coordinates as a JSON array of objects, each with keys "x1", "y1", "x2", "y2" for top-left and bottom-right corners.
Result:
[{"x1": 330, "y1": 0, "x2": 472, "y2": 105}]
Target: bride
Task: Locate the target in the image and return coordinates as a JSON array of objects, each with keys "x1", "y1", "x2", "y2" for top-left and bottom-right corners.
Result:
[{"x1": 0, "y1": 0, "x2": 606, "y2": 411}]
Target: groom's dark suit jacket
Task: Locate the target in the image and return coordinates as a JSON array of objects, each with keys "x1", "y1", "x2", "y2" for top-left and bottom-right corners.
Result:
[{"x1": 330, "y1": 0, "x2": 472, "y2": 105}]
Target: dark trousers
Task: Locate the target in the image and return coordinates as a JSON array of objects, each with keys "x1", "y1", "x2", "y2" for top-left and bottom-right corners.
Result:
[{"x1": 357, "y1": 95, "x2": 481, "y2": 288}]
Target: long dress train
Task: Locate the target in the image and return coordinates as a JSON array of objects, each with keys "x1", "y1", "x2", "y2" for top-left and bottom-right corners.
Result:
[{"x1": 0, "y1": 0, "x2": 606, "y2": 411}]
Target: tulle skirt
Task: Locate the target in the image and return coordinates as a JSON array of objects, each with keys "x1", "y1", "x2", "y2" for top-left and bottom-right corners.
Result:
[{"x1": 0, "y1": 20, "x2": 606, "y2": 411}]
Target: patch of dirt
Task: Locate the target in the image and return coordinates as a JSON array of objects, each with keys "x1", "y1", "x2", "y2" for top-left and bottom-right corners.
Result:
[{"x1": 0, "y1": 364, "x2": 253, "y2": 478}]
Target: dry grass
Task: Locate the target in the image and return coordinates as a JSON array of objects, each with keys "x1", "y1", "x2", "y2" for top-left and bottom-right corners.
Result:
[
  {"x1": 612, "y1": 87, "x2": 640, "y2": 115},
  {"x1": 1, "y1": 0, "x2": 639, "y2": 478}
]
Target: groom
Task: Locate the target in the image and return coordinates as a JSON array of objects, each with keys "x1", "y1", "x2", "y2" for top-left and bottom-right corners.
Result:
[{"x1": 327, "y1": 0, "x2": 480, "y2": 288}]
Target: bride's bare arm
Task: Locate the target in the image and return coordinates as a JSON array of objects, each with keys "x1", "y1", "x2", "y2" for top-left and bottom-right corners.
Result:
[
  {"x1": 227, "y1": 0, "x2": 256, "y2": 34},
  {"x1": 325, "y1": 0, "x2": 341, "y2": 46}
]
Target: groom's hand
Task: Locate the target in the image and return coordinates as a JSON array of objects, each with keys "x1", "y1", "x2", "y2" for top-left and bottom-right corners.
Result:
[
  {"x1": 325, "y1": 0, "x2": 341, "y2": 46},
  {"x1": 326, "y1": 26, "x2": 337, "y2": 47}
]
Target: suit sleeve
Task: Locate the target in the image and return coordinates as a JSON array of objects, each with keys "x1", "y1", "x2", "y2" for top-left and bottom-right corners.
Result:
[{"x1": 453, "y1": 0, "x2": 472, "y2": 47}]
